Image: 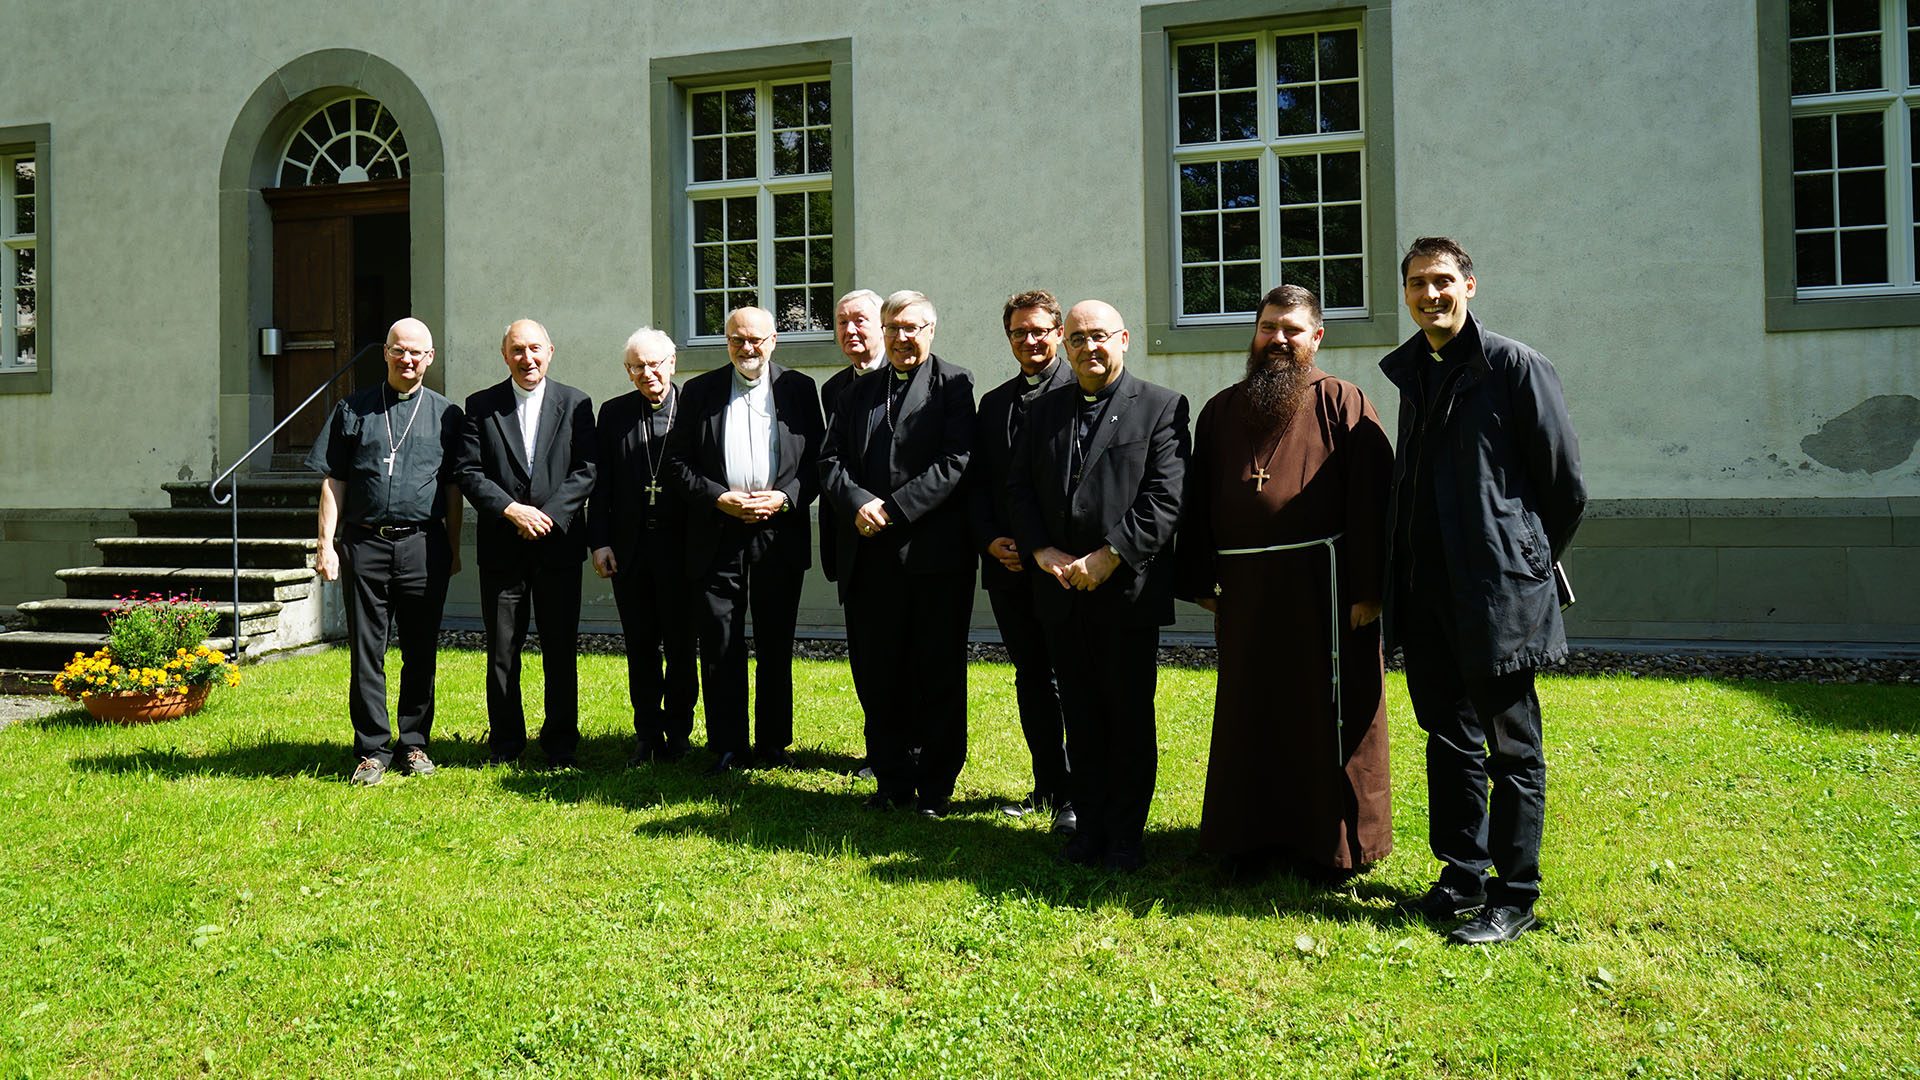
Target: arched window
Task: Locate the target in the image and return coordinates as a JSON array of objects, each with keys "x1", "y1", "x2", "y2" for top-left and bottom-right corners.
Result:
[{"x1": 277, "y1": 96, "x2": 408, "y2": 186}]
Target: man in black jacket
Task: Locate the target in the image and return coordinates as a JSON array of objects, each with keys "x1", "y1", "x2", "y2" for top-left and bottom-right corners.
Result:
[
  {"x1": 1381, "y1": 237, "x2": 1586, "y2": 944},
  {"x1": 664, "y1": 306, "x2": 823, "y2": 774},
  {"x1": 970, "y1": 289, "x2": 1076, "y2": 832},
  {"x1": 456, "y1": 319, "x2": 598, "y2": 769},
  {"x1": 820, "y1": 290, "x2": 975, "y2": 817},
  {"x1": 1008, "y1": 300, "x2": 1189, "y2": 871},
  {"x1": 587, "y1": 327, "x2": 698, "y2": 767}
]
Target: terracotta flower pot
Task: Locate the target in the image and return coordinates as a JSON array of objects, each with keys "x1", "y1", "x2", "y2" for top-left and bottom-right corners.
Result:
[{"x1": 81, "y1": 683, "x2": 212, "y2": 724}]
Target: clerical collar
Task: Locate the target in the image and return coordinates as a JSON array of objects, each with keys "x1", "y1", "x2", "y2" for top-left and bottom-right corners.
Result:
[
  {"x1": 649, "y1": 395, "x2": 670, "y2": 411},
  {"x1": 1429, "y1": 313, "x2": 1479, "y2": 364},
  {"x1": 853, "y1": 356, "x2": 886, "y2": 375},
  {"x1": 893, "y1": 368, "x2": 911, "y2": 382},
  {"x1": 732, "y1": 368, "x2": 766, "y2": 390},
  {"x1": 511, "y1": 380, "x2": 544, "y2": 403},
  {"x1": 1079, "y1": 370, "x2": 1123, "y2": 404},
  {"x1": 392, "y1": 385, "x2": 419, "y2": 400}
]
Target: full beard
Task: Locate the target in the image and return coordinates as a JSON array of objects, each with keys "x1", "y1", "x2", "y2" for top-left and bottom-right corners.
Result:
[{"x1": 1242, "y1": 347, "x2": 1315, "y2": 435}]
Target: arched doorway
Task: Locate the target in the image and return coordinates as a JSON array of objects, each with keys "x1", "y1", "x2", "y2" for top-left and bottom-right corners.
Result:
[{"x1": 217, "y1": 51, "x2": 445, "y2": 472}]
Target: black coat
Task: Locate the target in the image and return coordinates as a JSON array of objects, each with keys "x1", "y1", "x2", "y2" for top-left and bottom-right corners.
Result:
[
  {"x1": 662, "y1": 362, "x2": 823, "y2": 580},
  {"x1": 818, "y1": 354, "x2": 976, "y2": 602},
  {"x1": 1007, "y1": 369, "x2": 1190, "y2": 627},
  {"x1": 1379, "y1": 312, "x2": 1586, "y2": 676},
  {"x1": 968, "y1": 359, "x2": 1076, "y2": 591},
  {"x1": 585, "y1": 386, "x2": 689, "y2": 577},
  {"x1": 455, "y1": 378, "x2": 597, "y2": 571}
]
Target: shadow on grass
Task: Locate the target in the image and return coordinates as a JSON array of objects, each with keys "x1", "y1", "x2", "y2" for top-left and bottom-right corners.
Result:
[
  {"x1": 492, "y1": 735, "x2": 1420, "y2": 927},
  {"x1": 1728, "y1": 680, "x2": 1920, "y2": 735},
  {"x1": 69, "y1": 738, "x2": 357, "y2": 779}
]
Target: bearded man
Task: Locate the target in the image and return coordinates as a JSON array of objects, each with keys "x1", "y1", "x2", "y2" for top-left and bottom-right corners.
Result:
[{"x1": 1175, "y1": 284, "x2": 1394, "y2": 878}]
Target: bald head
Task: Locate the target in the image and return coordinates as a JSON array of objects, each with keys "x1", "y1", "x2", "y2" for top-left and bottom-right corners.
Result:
[
  {"x1": 501, "y1": 318, "x2": 554, "y2": 391},
  {"x1": 1063, "y1": 300, "x2": 1129, "y2": 393},
  {"x1": 383, "y1": 317, "x2": 435, "y2": 392}
]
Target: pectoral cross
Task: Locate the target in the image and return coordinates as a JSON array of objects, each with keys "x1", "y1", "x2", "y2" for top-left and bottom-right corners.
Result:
[
  {"x1": 384, "y1": 451, "x2": 397, "y2": 477},
  {"x1": 644, "y1": 478, "x2": 662, "y2": 505},
  {"x1": 1250, "y1": 465, "x2": 1270, "y2": 492}
]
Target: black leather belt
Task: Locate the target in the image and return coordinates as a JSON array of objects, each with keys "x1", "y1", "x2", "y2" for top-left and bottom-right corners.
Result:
[{"x1": 352, "y1": 522, "x2": 431, "y2": 540}]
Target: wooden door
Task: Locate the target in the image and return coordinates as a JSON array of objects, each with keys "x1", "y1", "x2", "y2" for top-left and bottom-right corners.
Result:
[{"x1": 270, "y1": 215, "x2": 352, "y2": 455}]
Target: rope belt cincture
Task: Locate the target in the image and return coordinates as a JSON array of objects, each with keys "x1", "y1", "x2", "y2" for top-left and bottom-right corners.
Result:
[{"x1": 1215, "y1": 531, "x2": 1345, "y2": 765}]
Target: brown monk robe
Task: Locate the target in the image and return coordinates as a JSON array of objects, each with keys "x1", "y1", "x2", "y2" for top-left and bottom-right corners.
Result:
[{"x1": 1176, "y1": 368, "x2": 1394, "y2": 870}]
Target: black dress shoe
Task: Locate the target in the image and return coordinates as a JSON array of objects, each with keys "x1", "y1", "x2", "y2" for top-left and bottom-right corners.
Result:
[
  {"x1": 853, "y1": 764, "x2": 876, "y2": 780},
  {"x1": 1397, "y1": 883, "x2": 1488, "y2": 921},
  {"x1": 1447, "y1": 906, "x2": 1538, "y2": 945},
  {"x1": 758, "y1": 747, "x2": 796, "y2": 770},
  {"x1": 703, "y1": 751, "x2": 745, "y2": 776},
  {"x1": 481, "y1": 752, "x2": 518, "y2": 769},
  {"x1": 1100, "y1": 847, "x2": 1144, "y2": 873},
  {"x1": 1051, "y1": 805, "x2": 1078, "y2": 836},
  {"x1": 917, "y1": 796, "x2": 950, "y2": 818},
  {"x1": 626, "y1": 737, "x2": 657, "y2": 767},
  {"x1": 1059, "y1": 832, "x2": 1100, "y2": 865},
  {"x1": 863, "y1": 791, "x2": 910, "y2": 811},
  {"x1": 660, "y1": 736, "x2": 691, "y2": 762}
]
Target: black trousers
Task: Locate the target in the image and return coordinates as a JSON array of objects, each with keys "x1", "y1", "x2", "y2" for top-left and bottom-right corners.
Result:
[
  {"x1": 1399, "y1": 584, "x2": 1547, "y2": 910},
  {"x1": 696, "y1": 531, "x2": 803, "y2": 756},
  {"x1": 845, "y1": 560, "x2": 974, "y2": 804},
  {"x1": 339, "y1": 526, "x2": 450, "y2": 763},
  {"x1": 479, "y1": 560, "x2": 583, "y2": 761},
  {"x1": 1046, "y1": 615, "x2": 1160, "y2": 859},
  {"x1": 987, "y1": 581, "x2": 1069, "y2": 805},
  {"x1": 611, "y1": 564, "x2": 699, "y2": 745}
]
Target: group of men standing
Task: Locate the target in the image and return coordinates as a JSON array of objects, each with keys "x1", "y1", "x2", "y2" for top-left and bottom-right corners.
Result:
[{"x1": 308, "y1": 235, "x2": 1584, "y2": 944}]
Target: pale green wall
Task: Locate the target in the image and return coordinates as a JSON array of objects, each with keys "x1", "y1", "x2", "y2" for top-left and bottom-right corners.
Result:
[{"x1": 0, "y1": 0, "x2": 1915, "y2": 516}]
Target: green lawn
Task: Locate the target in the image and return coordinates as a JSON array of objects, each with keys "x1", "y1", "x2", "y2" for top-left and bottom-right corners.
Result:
[{"x1": 2, "y1": 650, "x2": 1916, "y2": 1079}]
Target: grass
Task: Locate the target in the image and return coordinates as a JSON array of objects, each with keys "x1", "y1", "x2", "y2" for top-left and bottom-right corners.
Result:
[{"x1": 1, "y1": 649, "x2": 1916, "y2": 1079}]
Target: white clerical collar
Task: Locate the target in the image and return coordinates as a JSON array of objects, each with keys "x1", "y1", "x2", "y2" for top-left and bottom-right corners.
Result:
[
  {"x1": 1023, "y1": 372, "x2": 1043, "y2": 387},
  {"x1": 649, "y1": 396, "x2": 669, "y2": 411},
  {"x1": 853, "y1": 355, "x2": 886, "y2": 375},
  {"x1": 512, "y1": 380, "x2": 545, "y2": 403},
  {"x1": 393, "y1": 385, "x2": 419, "y2": 400},
  {"x1": 732, "y1": 368, "x2": 766, "y2": 390}
]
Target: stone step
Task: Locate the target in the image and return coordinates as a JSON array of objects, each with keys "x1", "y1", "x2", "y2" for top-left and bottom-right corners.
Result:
[
  {"x1": 54, "y1": 565, "x2": 317, "y2": 603},
  {"x1": 16, "y1": 597, "x2": 283, "y2": 637},
  {"x1": 96, "y1": 536, "x2": 315, "y2": 570},
  {"x1": 0, "y1": 630, "x2": 252, "y2": 685},
  {"x1": 129, "y1": 506, "x2": 316, "y2": 539},
  {"x1": 165, "y1": 476, "x2": 322, "y2": 510}
]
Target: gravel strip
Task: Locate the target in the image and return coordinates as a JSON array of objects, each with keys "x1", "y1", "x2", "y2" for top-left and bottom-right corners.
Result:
[{"x1": 437, "y1": 631, "x2": 1920, "y2": 686}]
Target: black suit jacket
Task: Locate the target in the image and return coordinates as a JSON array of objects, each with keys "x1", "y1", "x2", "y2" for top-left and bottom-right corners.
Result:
[
  {"x1": 586, "y1": 386, "x2": 689, "y2": 578},
  {"x1": 456, "y1": 378, "x2": 597, "y2": 571},
  {"x1": 819, "y1": 354, "x2": 976, "y2": 602},
  {"x1": 816, "y1": 363, "x2": 867, "y2": 585},
  {"x1": 968, "y1": 359, "x2": 1076, "y2": 590},
  {"x1": 663, "y1": 362, "x2": 823, "y2": 579},
  {"x1": 1007, "y1": 369, "x2": 1190, "y2": 627}
]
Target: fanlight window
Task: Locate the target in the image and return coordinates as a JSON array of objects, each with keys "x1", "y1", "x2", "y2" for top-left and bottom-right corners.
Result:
[{"x1": 278, "y1": 97, "x2": 408, "y2": 187}]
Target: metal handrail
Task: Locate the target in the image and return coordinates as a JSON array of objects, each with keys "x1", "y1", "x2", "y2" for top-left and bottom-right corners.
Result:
[{"x1": 207, "y1": 341, "x2": 383, "y2": 660}]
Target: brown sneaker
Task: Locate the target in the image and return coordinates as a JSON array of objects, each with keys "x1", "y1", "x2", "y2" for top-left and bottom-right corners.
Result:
[
  {"x1": 349, "y1": 757, "x2": 387, "y2": 786},
  {"x1": 401, "y1": 749, "x2": 437, "y2": 777}
]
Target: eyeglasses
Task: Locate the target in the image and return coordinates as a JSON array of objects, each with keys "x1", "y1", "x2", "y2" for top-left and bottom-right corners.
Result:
[
  {"x1": 625, "y1": 360, "x2": 672, "y2": 375},
  {"x1": 1006, "y1": 327, "x2": 1059, "y2": 342},
  {"x1": 727, "y1": 335, "x2": 772, "y2": 349},
  {"x1": 1066, "y1": 330, "x2": 1120, "y2": 349},
  {"x1": 884, "y1": 322, "x2": 932, "y2": 338},
  {"x1": 386, "y1": 345, "x2": 430, "y2": 360}
]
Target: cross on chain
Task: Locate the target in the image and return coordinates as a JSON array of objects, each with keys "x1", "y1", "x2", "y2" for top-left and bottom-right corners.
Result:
[
  {"x1": 644, "y1": 478, "x2": 662, "y2": 505},
  {"x1": 1250, "y1": 465, "x2": 1271, "y2": 492},
  {"x1": 383, "y1": 451, "x2": 397, "y2": 477}
]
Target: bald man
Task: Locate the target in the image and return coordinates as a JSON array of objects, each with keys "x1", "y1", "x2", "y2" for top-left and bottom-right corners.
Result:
[
  {"x1": 311, "y1": 318, "x2": 465, "y2": 786},
  {"x1": 456, "y1": 319, "x2": 599, "y2": 768},
  {"x1": 1007, "y1": 300, "x2": 1189, "y2": 871}
]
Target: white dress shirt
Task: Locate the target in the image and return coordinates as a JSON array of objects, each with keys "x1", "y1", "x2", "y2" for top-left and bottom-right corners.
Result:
[
  {"x1": 723, "y1": 369, "x2": 778, "y2": 492},
  {"x1": 512, "y1": 379, "x2": 547, "y2": 468}
]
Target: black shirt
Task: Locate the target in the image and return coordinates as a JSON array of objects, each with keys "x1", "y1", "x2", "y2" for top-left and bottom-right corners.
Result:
[{"x1": 306, "y1": 382, "x2": 464, "y2": 525}]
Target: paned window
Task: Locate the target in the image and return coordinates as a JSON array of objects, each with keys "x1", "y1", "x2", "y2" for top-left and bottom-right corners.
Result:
[
  {"x1": 277, "y1": 96, "x2": 409, "y2": 187},
  {"x1": 1788, "y1": 0, "x2": 1920, "y2": 296},
  {"x1": 684, "y1": 77, "x2": 834, "y2": 340},
  {"x1": 2, "y1": 152, "x2": 35, "y2": 372},
  {"x1": 1171, "y1": 25, "x2": 1367, "y2": 322}
]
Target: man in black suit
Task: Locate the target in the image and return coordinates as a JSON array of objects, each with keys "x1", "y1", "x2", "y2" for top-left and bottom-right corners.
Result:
[
  {"x1": 817, "y1": 289, "x2": 885, "y2": 590},
  {"x1": 664, "y1": 306, "x2": 823, "y2": 774},
  {"x1": 1008, "y1": 299, "x2": 1189, "y2": 871},
  {"x1": 456, "y1": 319, "x2": 598, "y2": 768},
  {"x1": 820, "y1": 290, "x2": 976, "y2": 817},
  {"x1": 970, "y1": 289, "x2": 1076, "y2": 832},
  {"x1": 587, "y1": 326, "x2": 698, "y2": 767}
]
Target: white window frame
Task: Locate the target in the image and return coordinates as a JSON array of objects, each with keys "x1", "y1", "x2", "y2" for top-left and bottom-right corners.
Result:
[
  {"x1": 2, "y1": 148, "x2": 36, "y2": 374},
  {"x1": 1789, "y1": 0, "x2": 1920, "y2": 299},
  {"x1": 1169, "y1": 25, "x2": 1369, "y2": 326},
  {"x1": 682, "y1": 75, "x2": 835, "y2": 344}
]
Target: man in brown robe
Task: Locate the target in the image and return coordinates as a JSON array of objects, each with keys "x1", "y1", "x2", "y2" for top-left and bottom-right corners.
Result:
[{"x1": 1176, "y1": 285, "x2": 1394, "y2": 877}]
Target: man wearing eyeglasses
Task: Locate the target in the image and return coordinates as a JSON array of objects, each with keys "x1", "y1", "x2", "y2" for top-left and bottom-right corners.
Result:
[
  {"x1": 456, "y1": 319, "x2": 599, "y2": 770},
  {"x1": 311, "y1": 317, "x2": 465, "y2": 786},
  {"x1": 664, "y1": 306, "x2": 824, "y2": 775},
  {"x1": 969, "y1": 289, "x2": 1076, "y2": 834},
  {"x1": 587, "y1": 327, "x2": 699, "y2": 767},
  {"x1": 820, "y1": 290, "x2": 976, "y2": 818},
  {"x1": 1007, "y1": 300, "x2": 1189, "y2": 871},
  {"x1": 817, "y1": 290, "x2": 886, "y2": 592}
]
